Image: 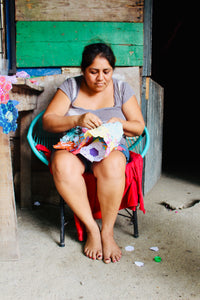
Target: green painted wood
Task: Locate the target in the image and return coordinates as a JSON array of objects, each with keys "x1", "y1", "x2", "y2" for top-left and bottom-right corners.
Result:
[{"x1": 16, "y1": 21, "x2": 143, "y2": 67}]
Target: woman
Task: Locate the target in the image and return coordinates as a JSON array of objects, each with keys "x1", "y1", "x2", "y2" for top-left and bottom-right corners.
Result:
[{"x1": 43, "y1": 43, "x2": 145, "y2": 263}]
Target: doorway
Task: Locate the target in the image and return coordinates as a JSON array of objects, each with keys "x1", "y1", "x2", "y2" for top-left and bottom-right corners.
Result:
[{"x1": 152, "y1": 0, "x2": 197, "y2": 173}]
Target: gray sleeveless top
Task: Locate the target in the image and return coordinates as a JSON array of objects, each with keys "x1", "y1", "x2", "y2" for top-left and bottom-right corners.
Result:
[{"x1": 59, "y1": 75, "x2": 135, "y2": 123}]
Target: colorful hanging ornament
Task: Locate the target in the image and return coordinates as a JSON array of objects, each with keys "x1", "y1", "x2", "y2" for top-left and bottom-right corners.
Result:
[
  {"x1": 0, "y1": 100, "x2": 19, "y2": 134},
  {"x1": 0, "y1": 76, "x2": 12, "y2": 104}
]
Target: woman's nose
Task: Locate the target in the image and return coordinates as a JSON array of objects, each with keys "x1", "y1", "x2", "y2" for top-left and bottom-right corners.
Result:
[{"x1": 97, "y1": 72, "x2": 103, "y2": 80}]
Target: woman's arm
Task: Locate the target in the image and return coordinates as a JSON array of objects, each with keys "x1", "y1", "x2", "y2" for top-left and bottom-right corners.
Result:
[
  {"x1": 43, "y1": 89, "x2": 102, "y2": 132},
  {"x1": 42, "y1": 89, "x2": 79, "y2": 132},
  {"x1": 108, "y1": 95, "x2": 145, "y2": 137}
]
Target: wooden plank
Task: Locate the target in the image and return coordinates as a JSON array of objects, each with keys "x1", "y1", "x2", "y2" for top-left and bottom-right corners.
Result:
[
  {"x1": 20, "y1": 112, "x2": 32, "y2": 208},
  {"x1": 9, "y1": 79, "x2": 43, "y2": 111},
  {"x1": 6, "y1": 0, "x2": 16, "y2": 74},
  {"x1": 16, "y1": 21, "x2": 143, "y2": 68},
  {"x1": 12, "y1": 78, "x2": 44, "y2": 94},
  {"x1": 9, "y1": 80, "x2": 44, "y2": 208},
  {"x1": 15, "y1": 0, "x2": 144, "y2": 22},
  {"x1": 0, "y1": 128, "x2": 20, "y2": 261},
  {"x1": 142, "y1": 0, "x2": 153, "y2": 76},
  {"x1": 17, "y1": 68, "x2": 62, "y2": 77},
  {"x1": 142, "y1": 78, "x2": 164, "y2": 195}
]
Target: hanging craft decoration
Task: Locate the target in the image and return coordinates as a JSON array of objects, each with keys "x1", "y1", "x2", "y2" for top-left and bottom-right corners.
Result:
[
  {"x1": 0, "y1": 100, "x2": 19, "y2": 134},
  {"x1": 0, "y1": 76, "x2": 12, "y2": 104},
  {"x1": 0, "y1": 76, "x2": 18, "y2": 134},
  {"x1": 0, "y1": 71, "x2": 40, "y2": 134}
]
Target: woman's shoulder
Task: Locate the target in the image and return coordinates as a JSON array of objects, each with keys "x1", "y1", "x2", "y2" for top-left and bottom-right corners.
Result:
[
  {"x1": 113, "y1": 76, "x2": 135, "y2": 104},
  {"x1": 113, "y1": 76, "x2": 134, "y2": 90},
  {"x1": 59, "y1": 75, "x2": 83, "y2": 101},
  {"x1": 60, "y1": 75, "x2": 83, "y2": 89}
]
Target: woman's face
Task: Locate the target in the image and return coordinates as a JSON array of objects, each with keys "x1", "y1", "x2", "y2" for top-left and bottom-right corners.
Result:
[{"x1": 83, "y1": 55, "x2": 113, "y2": 93}]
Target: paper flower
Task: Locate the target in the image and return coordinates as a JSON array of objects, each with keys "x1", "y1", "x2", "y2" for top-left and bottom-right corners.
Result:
[
  {"x1": 0, "y1": 100, "x2": 19, "y2": 133},
  {"x1": 16, "y1": 71, "x2": 30, "y2": 79},
  {"x1": 0, "y1": 76, "x2": 12, "y2": 104}
]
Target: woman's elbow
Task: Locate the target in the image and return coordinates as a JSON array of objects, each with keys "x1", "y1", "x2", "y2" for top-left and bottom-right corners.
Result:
[
  {"x1": 42, "y1": 114, "x2": 51, "y2": 131},
  {"x1": 139, "y1": 120, "x2": 145, "y2": 135},
  {"x1": 133, "y1": 120, "x2": 145, "y2": 136}
]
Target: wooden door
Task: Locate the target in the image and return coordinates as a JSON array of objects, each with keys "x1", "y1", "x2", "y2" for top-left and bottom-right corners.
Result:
[{"x1": 142, "y1": 77, "x2": 164, "y2": 194}]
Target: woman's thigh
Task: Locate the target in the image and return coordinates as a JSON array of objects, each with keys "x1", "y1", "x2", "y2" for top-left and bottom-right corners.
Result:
[{"x1": 51, "y1": 150, "x2": 85, "y2": 179}]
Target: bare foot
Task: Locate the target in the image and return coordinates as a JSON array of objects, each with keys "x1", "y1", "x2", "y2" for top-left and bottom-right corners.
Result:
[
  {"x1": 101, "y1": 230, "x2": 122, "y2": 264},
  {"x1": 84, "y1": 224, "x2": 102, "y2": 260}
]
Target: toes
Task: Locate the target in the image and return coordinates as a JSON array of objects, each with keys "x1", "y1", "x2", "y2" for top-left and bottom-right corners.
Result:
[
  {"x1": 85, "y1": 250, "x2": 95, "y2": 260},
  {"x1": 84, "y1": 248, "x2": 102, "y2": 260},
  {"x1": 111, "y1": 256, "x2": 116, "y2": 263},
  {"x1": 114, "y1": 253, "x2": 122, "y2": 262},
  {"x1": 103, "y1": 254, "x2": 121, "y2": 264},
  {"x1": 104, "y1": 257, "x2": 111, "y2": 264},
  {"x1": 84, "y1": 248, "x2": 90, "y2": 258},
  {"x1": 97, "y1": 251, "x2": 103, "y2": 260},
  {"x1": 111, "y1": 255, "x2": 121, "y2": 263},
  {"x1": 104, "y1": 252, "x2": 122, "y2": 264}
]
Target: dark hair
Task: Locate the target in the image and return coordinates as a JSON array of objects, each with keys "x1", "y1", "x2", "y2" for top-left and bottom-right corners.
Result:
[{"x1": 81, "y1": 43, "x2": 116, "y2": 72}]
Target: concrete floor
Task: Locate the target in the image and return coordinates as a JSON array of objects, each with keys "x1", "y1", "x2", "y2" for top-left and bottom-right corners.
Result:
[{"x1": 0, "y1": 171, "x2": 200, "y2": 300}]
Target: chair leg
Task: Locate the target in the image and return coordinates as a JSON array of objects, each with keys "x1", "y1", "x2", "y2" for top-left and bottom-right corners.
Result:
[
  {"x1": 132, "y1": 209, "x2": 139, "y2": 238},
  {"x1": 60, "y1": 197, "x2": 65, "y2": 247}
]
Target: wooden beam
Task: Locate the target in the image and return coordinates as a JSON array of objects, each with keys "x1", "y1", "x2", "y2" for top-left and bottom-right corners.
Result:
[
  {"x1": 15, "y1": 0, "x2": 144, "y2": 22},
  {"x1": 0, "y1": 128, "x2": 20, "y2": 261},
  {"x1": 143, "y1": 78, "x2": 164, "y2": 194},
  {"x1": 143, "y1": 0, "x2": 153, "y2": 76},
  {"x1": 9, "y1": 79, "x2": 44, "y2": 208}
]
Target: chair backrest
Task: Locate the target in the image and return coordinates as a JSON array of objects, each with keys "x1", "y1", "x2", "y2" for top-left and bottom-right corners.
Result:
[
  {"x1": 27, "y1": 110, "x2": 60, "y2": 165},
  {"x1": 126, "y1": 127, "x2": 150, "y2": 158},
  {"x1": 27, "y1": 110, "x2": 150, "y2": 166}
]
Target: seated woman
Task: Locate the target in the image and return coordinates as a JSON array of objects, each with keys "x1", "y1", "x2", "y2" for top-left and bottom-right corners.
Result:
[{"x1": 43, "y1": 43, "x2": 145, "y2": 264}]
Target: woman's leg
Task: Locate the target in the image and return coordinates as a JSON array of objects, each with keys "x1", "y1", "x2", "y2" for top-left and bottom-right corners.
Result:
[
  {"x1": 51, "y1": 150, "x2": 102, "y2": 260},
  {"x1": 93, "y1": 151, "x2": 126, "y2": 263}
]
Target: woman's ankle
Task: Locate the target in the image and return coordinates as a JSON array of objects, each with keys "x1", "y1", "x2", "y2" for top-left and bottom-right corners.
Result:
[
  {"x1": 101, "y1": 226, "x2": 114, "y2": 238},
  {"x1": 85, "y1": 221, "x2": 100, "y2": 235}
]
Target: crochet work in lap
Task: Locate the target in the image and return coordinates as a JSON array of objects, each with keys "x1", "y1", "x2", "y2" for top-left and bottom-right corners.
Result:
[{"x1": 53, "y1": 122, "x2": 124, "y2": 162}]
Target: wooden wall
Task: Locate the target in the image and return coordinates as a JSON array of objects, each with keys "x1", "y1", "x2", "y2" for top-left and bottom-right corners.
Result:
[
  {"x1": 16, "y1": 21, "x2": 143, "y2": 68},
  {"x1": 142, "y1": 78, "x2": 164, "y2": 194},
  {"x1": 15, "y1": 0, "x2": 144, "y2": 69}
]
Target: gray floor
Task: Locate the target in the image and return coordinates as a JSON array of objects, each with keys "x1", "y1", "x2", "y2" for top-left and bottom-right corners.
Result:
[{"x1": 0, "y1": 171, "x2": 200, "y2": 300}]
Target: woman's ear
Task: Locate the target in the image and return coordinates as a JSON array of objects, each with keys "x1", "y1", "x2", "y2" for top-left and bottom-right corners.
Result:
[{"x1": 81, "y1": 68, "x2": 85, "y2": 75}]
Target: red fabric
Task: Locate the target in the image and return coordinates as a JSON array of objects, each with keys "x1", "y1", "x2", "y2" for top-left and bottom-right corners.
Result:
[
  {"x1": 36, "y1": 144, "x2": 53, "y2": 173},
  {"x1": 76, "y1": 151, "x2": 145, "y2": 241},
  {"x1": 36, "y1": 144, "x2": 51, "y2": 162},
  {"x1": 35, "y1": 144, "x2": 145, "y2": 242}
]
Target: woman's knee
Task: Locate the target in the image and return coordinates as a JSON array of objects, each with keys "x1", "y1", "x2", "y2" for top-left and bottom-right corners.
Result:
[
  {"x1": 93, "y1": 151, "x2": 126, "y2": 179},
  {"x1": 51, "y1": 151, "x2": 84, "y2": 180}
]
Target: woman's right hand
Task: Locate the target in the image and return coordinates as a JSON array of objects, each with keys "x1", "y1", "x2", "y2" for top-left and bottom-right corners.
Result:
[{"x1": 78, "y1": 112, "x2": 102, "y2": 129}]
